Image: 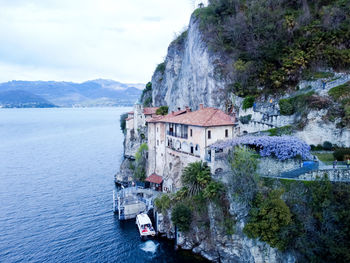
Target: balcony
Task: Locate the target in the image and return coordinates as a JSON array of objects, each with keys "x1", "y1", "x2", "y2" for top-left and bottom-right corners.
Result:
[
  {"x1": 166, "y1": 146, "x2": 200, "y2": 158},
  {"x1": 167, "y1": 131, "x2": 188, "y2": 139}
]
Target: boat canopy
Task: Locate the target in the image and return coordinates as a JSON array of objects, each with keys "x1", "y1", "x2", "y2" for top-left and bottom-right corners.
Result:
[{"x1": 137, "y1": 213, "x2": 152, "y2": 225}]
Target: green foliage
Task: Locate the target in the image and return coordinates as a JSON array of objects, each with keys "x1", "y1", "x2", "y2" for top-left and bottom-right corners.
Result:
[
  {"x1": 279, "y1": 92, "x2": 315, "y2": 116},
  {"x1": 171, "y1": 30, "x2": 188, "y2": 45},
  {"x1": 133, "y1": 143, "x2": 148, "y2": 181},
  {"x1": 228, "y1": 147, "x2": 259, "y2": 204},
  {"x1": 154, "y1": 194, "x2": 171, "y2": 214},
  {"x1": 203, "y1": 180, "x2": 224, "y2": 201},
  {"x1": 323, "y1": 141, "x2": 333, "y2": 151},
  {"x1": 193, "y1": 0, "x2": 350, "y2": 95},
  {"x1": 155, "y1": 105, "x2": 169, "y2": 115},
  {"x1": 244, "y1": 190, "x2": 292, "y2": 250},
  {"x1": 333, "y1": 148, "x2": 350, "y2": 161},
  {"x1": 239, "y1": 114, "x2": 252, "y2": 124},
  {"x1": 120, "y1": 113, "x2": 128, "y2": 134},
  {"x1": 279, "y1": 99, "x2": 294, "y2": 115},
  {"x1": 141, "y1": 82, "x2": 152, "y2": 107},
  {"x1": 171, "y1": 203, "x2": 192, "y2": 232},
  {"x1": 242, "y1": 96, "x2": 255, "y2": 110},
  {"x1": 328, "y1": 82, "x2": 350, "y2": 126},
  {"x1": 267, "y1": 125, "x2": 293, "y2": 136},
  {"x1": 182, "y1": 161, "x2": 211, "y2": 197},
  {"x1": 155, "y1": 62, "x2": 166, "y2": 74},
  {"x1": 302, "y1": 70, "x2": 335, "y2": 81},
  {"x1": 314, "y1": 152, "x2": 334, "y2": 162}
]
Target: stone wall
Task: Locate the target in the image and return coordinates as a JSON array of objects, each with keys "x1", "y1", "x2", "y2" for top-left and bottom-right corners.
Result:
[
  {"x1": 257, "y1": 157, "x2": 301, "y2": 177},
  {"x1": 299, "y1": 169, "x2": 350, "y2": 182}
]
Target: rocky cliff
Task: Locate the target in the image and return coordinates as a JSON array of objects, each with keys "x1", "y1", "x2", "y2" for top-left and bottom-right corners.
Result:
[{"x1": 151, "y1": 16, "x2": 228, "y2": 111}]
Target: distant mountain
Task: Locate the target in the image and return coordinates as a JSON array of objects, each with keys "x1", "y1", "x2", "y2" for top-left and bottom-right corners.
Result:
[
  {"x1": 0, "y1": 90, "x2": 56, "y2": 108},
  {"x1": 0, "y1": 79, "x2": 143, "y2": 107}
]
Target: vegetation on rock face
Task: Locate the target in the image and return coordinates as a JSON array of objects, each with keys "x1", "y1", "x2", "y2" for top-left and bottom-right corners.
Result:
[
  {"x1": 154, "y1": 194, "x2": 171, "y2": 214},
  {"x1": 133, "y1": 143, "x2": 148, "y2": 181},
  {"x1": 155, "y1": 105, "x2": 169, "y2": 115},
  {"x1": 141, "y1": 82, "x2": 152, "y2": 107},
  {"x1": 328, "y1": 81, "x2": 350, "y2": 126},
  {"x1": 239, "y1": 114, "x2": 252, "y2": 124},
  {"x1": 242, "y1": 96, "x2": 255, "y2": 110},
  {"x1": 194, "y1": 0, "x2": 350, "y2": 96},
  {"x1": 155, "y1": 62, "x2": 166, "y2": 74},
  {"x1": 182, "y1": 161, "x2": 212, "y2": 197},
  {"x1": 171, "y1": 203, "x2": 192, "y2": 232},
  {"x1": 244, "y1": 190, "x2": 292, "y2": 250},
  {"x1": 120, "y1": 113, "x2": 128, "y2": 134},
  {"x1": 267, "y1": 125, "x2": 293, "y2": 136}
]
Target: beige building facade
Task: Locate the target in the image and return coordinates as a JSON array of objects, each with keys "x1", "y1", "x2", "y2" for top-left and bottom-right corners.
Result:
[{"x1": 147, "y1": 104, "x2": 237, "y2": 192}]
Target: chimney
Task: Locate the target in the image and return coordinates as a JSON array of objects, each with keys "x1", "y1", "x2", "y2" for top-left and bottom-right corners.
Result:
[
  {"x1": 185, "y1": 106, "x2": 191, "y2": 112},
  {"x1": 199, "y1": 103, "x2": 204, "y2": 110}
]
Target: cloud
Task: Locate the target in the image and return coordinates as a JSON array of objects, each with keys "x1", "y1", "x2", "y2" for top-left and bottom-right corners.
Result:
[{"x1": 0, "y1": 0, "x2": 196, "y2": 83}]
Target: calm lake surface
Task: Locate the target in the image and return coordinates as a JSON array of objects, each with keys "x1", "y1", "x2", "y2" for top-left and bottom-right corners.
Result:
[{"x1": 0, "y1": 108, "x2": 205, "y2": 263}]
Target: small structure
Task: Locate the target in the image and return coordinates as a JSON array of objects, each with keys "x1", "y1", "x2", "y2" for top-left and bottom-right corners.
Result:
[
  {"x1": 113, "y1": 187, "x2": 160, "y2": 220},
  {"x1": 136, "y1": 213, "x2": 156, "y2": 239},
  {"x1": 145, "y1": 173, "x2": 163, "y2": 191}
]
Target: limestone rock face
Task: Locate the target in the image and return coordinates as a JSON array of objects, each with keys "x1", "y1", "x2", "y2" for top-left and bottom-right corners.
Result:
[{"x1": 151, "y1": 16, "x2": 228, "y2": 111}]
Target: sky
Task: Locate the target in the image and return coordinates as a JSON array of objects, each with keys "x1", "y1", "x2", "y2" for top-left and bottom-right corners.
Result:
[{"x1": 0, "y1": 0, "x2": 206, "y2": 84}]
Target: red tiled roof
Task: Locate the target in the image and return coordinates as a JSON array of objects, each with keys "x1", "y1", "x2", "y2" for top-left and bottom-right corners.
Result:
[
  {"x1": 145, "y1": 173, "x2": 163, "y2": 184},
  {"x1": 128, "y1": 111, "x2": 134, "y2": 114},
  {"x1": 147, "y1": 107, "x2": 235, "y2": 127},
  {"x1": 143, "y1": 107, "x2": 159, "y2": 115},
  {"x1": 126, "y1": 117, "x2": 134, "y2": 121}
]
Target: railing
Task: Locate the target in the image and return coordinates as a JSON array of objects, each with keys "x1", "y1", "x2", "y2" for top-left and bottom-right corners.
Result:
[
  {"x1": 166, "y1": 146, "x2": 200, "y2": 158},
  {"x1": 280, "y1": 161, "x2": 319, "y2": 178},
  {"x1": 167, "y1": 131, "x2": 188, "y2": 139}
]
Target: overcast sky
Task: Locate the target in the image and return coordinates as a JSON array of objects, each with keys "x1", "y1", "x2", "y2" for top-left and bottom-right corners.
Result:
[{"x1": 0, "y1": 0, "x2": 204, "y2": 84}]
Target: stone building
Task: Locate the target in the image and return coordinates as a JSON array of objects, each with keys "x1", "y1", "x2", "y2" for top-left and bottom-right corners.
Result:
[
  {"x1": 124, "y1": 104, "x2": 159, "y2": 157},
  {"x1": 146, "y1": 104, "x2": 237, "y2": 192}
]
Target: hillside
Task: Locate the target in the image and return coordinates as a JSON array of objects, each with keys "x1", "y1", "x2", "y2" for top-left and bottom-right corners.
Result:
[
  {"x1": 144, "y1": 0, "x2": 350, "y2": 147},
  {"x1": 0, "y1": 90, "x2": 56, "y2": 108},
  {"x1": 0, "y1": 79, "x2": 143, "y2": 107}
]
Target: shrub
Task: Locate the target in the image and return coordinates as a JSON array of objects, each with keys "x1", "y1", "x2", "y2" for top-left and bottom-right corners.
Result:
[
  {"x1": 203, "y1": 180, "x2": 224, "y2": 201},
  {"x1": 239, "y1": 114, "x2": 252, "y2": 124},
  {"x1": 228, "y1": 147, "x2": 259, "y2": 204},
  {"x1": 267, "y1": 125, "x2": 293, "y2": 136},
  {"x1": 154, "y1": 194, "x2": 171, "y2": 214},
  {"x1": 279, "y1": 99, "x2": 294, "y2": 115},
  {"x1": 143, "y1": 97, "x2": 152, "y2": 107},
  {"x1": 323, "y1": 141, "x2": 333, "y2": 151},
  {"x1": 133, "y1": 143, "x2": 148, "y2": 181},
  {"x1": 242, "y1": 96, "x2": 255, "y2": 110},
  {"x1": 156, "y1": 106, "x2": 169, "y2": 115},
  {"x1": 171, "y1": 203, "x2": 192, "y2": 232},
  {"x1": 155, "y1": 62, "x2": 166, "y2": 74},
  {"x1": 244, "y1": 190, "x2": 292, "y2": 250},
  {"x1": 120, "y1": 113, "x2": 128, "y2": 134},
  {"x1": 333, "y1": 148, "x2": 350, "y2": 161}
]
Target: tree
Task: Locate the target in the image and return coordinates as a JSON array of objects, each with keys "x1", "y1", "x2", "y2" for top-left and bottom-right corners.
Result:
[
  {"x1": 133, "y1": 143, "x2": 148, "y2": 181},
  {"x1": 171, "y1": 203, "x2": 192, "y2": 232},
  {"x1": 156, "y1": 105, "x2": 169, "y2": 115},
  {"x1": 244, "y1": 190, "x2": 292, "y2": 250},
  {"x1": 120, "y1": 113, "x2": 128, "y2": 134},
  {"x1": 228, "y1": 146, "x2": 259, "y2": 204},
  {"x1": 182, "y1": 161, "x2": 211, "y2": 197}
]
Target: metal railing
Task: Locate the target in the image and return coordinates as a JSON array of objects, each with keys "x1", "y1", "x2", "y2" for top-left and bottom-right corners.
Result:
[{"x1": 167, "y1": 131, "x2": 188, "y2": 139}]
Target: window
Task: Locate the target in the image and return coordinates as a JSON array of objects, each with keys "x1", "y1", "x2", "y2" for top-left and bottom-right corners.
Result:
[
  {"x1": 157, "y1": 140, "x2": 159, "y2": 146},
  {"x1": 190, "y1": 129, "x2": 193, "y2": 137},
  {"x1": 157, "y1": 127, "x2": 159, "y2": 132},
  {"x1": 225, "y1": 129, "x2": 228, "y2": 137},
  {"x1": 208, "y1": 130, "x2": 211, "y2": 139},
  {"x1": 190, "y1": 146, "x2": 194, "y2": 154}
]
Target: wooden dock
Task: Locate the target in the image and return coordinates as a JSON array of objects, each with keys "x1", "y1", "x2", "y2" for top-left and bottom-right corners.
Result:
[{"x1": 113, "y1": 186, "x2": 160, "y2": 220}]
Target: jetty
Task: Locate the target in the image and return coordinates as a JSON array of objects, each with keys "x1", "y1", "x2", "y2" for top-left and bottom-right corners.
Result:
[{"x1": 113, "y1": 186, "x2": 160, "y2": 220}]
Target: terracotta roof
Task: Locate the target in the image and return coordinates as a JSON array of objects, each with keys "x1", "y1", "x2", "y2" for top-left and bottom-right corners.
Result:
[
  {"x1": 145, "y1": 173, "x2": 163, "y2": 184},
  {"x1": 147, "y1": 107, "x2": 235, "y2": 127},
  {"x1": 126, "y1": 117, "x2": 134, "y2": 121},
  {"x1": 143, "y1": 107, "x2": 159, "y2": 115},
  {"x1": 128, "y1": 111, "x2": 134, "y2": 114}
]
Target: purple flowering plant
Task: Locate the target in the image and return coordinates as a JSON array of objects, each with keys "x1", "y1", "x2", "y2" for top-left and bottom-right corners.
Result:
[{"x1": 211, "y1": 136, "x2": 312, "y2": 161}]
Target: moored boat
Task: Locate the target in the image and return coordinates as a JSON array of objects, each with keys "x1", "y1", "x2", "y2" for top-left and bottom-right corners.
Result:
[{"x1": 136, "y1": 213, "x2": 156, "y2": 239}]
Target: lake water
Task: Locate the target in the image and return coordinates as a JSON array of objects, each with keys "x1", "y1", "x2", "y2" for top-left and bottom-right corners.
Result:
[{"x1": 0, "y1": 108, "x2": 206, "y2": 263}]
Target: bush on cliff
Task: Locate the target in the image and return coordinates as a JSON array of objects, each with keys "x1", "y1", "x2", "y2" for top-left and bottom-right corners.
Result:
[
  {"x1": 244, "y1": 190, "x2": 292, "y2": 250},
  {"x1": 120, "y1": 113, "x2": 128, "y2": 134},
  {"x1": 133, "y1": 143, "x2": 148, "y2": 181},
  {"x1": 155, "y1": 106, "x2": 169, "y2": 115},
  {"x1": 182, "y1": 161, "x2": 211, "y2": 197},
  {"x1": 171, "y1": 203, "x2": 192, "y2": 232}
]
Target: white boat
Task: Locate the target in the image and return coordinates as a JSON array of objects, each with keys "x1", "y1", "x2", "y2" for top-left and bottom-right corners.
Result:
[{"x1": 136, "y1": 213, "x2": 156, "y2": 239}]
